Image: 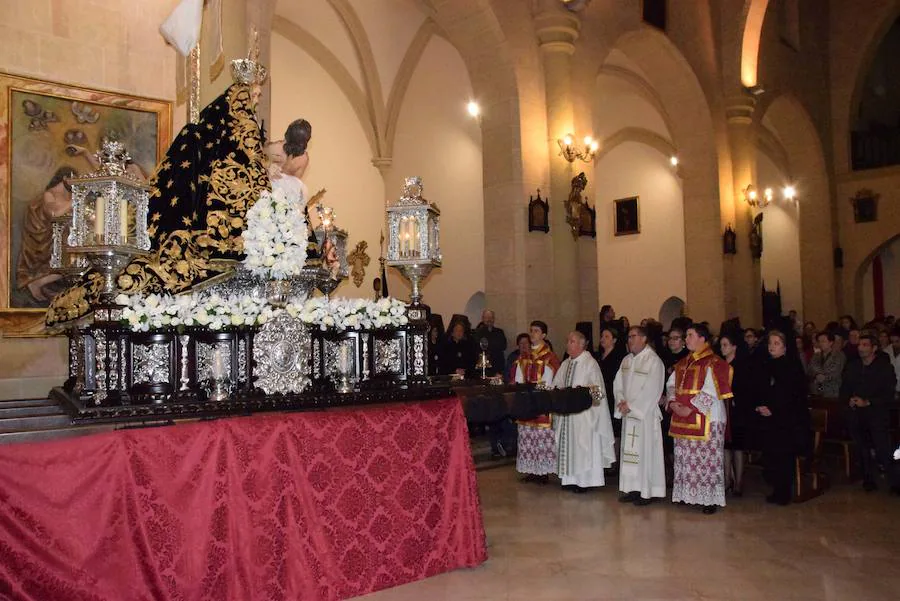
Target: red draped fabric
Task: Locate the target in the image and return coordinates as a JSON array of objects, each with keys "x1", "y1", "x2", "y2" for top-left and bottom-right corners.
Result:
[{"x1": 0, "y1": 398, "x2": 486, "y2": 601}]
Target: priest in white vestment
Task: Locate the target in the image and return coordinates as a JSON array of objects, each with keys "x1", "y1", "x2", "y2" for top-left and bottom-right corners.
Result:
[
  {"x1": 613, "y1": 326, "x2": 666, "y2": 505},
  {"x1": 552, "y1": 331, "x2": 616, "y2": 491}
]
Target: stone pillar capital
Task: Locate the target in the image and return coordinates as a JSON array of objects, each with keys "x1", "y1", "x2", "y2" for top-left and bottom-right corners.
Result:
[
  {"x1": 371, "y1": 157, "x2": 393, "y2": 176},
  {"x1": 725, "y1": 95, "x2": 758, "y2": 126},
  {"x1": 535, "y1": 11, "x2": 580, "y2": 55}
]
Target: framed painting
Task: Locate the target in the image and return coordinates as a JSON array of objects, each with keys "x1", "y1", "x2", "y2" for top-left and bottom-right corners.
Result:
[
  {"x1": 614, "y1": 196, "x2": 640, "y2": 236},
  {"x1": 0, "y1": 72, "x2": 172, "y2": 336},
  {"x1": 851, "y1": 189, "x2": 879, "y2": 224}
]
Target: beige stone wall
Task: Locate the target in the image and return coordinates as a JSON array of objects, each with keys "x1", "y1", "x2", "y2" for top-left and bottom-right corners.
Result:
[{"x1": 0, "y1": 0, "x2": 180, "y2": 399}]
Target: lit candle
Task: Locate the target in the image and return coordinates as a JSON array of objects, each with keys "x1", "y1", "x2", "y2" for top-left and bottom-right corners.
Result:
[
  {"x1": 211, "y1": 347, "x2": 225, "y2": 380},
  {"x1": 339, "y1": 344, "x2": 350, "y2": 374},
  {"x1": 94, "y1": 196, "x2": 106, "y2": 243},
  {"x1": 411, "y1": 219, "x2": 419, "y2": 257},
  {"x1": 119, "y1": 202, "x2": 129, "y2": 244}
]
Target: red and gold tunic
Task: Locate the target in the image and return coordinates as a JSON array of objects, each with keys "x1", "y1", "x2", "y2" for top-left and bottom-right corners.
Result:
[
  {"x1": 668, "y1": 345, "x2": 733, "y2": 440},
  {"x1": 513, "y1": 343, "x2": 560, "y2": 428}
]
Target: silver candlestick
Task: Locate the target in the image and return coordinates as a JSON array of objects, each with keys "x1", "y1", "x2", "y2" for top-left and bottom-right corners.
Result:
[{"x1": 69, "y1": 245, "x2": 148, "y2": 304}]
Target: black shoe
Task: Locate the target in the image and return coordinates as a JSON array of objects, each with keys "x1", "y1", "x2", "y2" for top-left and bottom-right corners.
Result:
[
  {"x1": 701, "y1": 505, "x2": 717, "y2": 515},
  {"x1": 863, "y1": 481, "x2": 877, "y2": 493},
  {"x1": 619, "y1": 492, "x2": 640, "y2": 503},
  {"x1": 535, "y1": 474, "x2": 549, "y2": 485},
  {"x1": 633, "y1": 497, "x2": 654, "y2": 506},
  {"x1": 570, "y1": 486, "x2": 587, "y2": 494}
]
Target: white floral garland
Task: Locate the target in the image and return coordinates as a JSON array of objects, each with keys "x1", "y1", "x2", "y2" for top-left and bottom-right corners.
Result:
[
  {"x1": 116, "y1": 293, "x2": 409, "y2": 333},
  {"x1": 242, "y1": 186, "x2": 309, "y2": 280}
]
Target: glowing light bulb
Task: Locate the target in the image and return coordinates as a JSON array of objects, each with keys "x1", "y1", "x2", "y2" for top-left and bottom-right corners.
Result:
[
  {"x1": 563, "y1": 135, "x2": 573, "y2": 147},
  {"x1": 583, "y1": 136, "x2": 593, "y2": 146},
  {"x1": 590, "y1": 140, "x2": 599, "y2": 152},
  {"x1": 466, "y1": 101, "x2": 480, "y2": 117},
  {"x1": 748, "y1": 189, "x2": 758, "y2": 201},
  {"x1": 669, "y1": 156, "x2": 679, "y2": 167},
  {"x1": 783, "y1": 185, "x2": 796, "y2": 200},
  {"x1": 764, "y1": 188, "x2": 774, "y2": 202}
]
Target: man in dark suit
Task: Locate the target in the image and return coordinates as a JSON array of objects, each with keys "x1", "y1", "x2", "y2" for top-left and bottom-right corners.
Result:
[{"x1": 841, "y1": 334, "x2": 899, "y2": 494}]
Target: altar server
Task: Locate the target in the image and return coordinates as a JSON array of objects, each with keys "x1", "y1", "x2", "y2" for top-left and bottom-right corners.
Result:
[
  {"x1": 552, "y1": 331, "x2": 616, "y2": 491},
  {"x1": 614, "y1": 326, "x2": 666, "y2": 505}
]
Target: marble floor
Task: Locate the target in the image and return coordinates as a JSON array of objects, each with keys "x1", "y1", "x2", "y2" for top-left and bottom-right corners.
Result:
[{"x1": 360, "y1": 465, "x2": 900, "y2": 601}]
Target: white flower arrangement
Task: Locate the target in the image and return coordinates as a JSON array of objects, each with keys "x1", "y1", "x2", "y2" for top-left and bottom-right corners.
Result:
[
  {"x1": 242, "y1": 186, "x2": 309, "y2": 279},
  {"x1": 115, "y1": 293, "x2": 409, "y2": 333}
]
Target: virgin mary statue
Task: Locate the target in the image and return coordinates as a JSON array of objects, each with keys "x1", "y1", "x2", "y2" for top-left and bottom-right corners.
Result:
[{"x1": 47, "y1": 51, "x2": 319, "y2": 326}]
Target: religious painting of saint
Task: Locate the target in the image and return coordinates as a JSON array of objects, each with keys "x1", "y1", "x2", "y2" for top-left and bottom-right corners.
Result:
[
  {"x1": 614, "y1": 196, "x2": 640, "y2": 236},
  {"x1": 0, "y1": 73, "x2": 171, "y2": 335}
]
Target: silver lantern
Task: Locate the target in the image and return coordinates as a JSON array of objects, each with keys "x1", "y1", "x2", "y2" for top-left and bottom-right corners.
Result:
[
  {"x1": 385, "y1": 177, "x2": 441, "y2": 306},
  {"x1": 49, "y1": 214, "x2": 89, "y2": 281},
  {"x1": 66, "y1": 139, "x2": 151, "y2": 303}
]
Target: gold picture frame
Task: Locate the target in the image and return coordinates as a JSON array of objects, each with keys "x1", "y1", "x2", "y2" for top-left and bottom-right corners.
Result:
[
  {"x1": 614, "y1": 196, "x2": 640, "y2": 236},
  {"x1": 0, "y1": 72, "x2": 172, "y2": 336}
]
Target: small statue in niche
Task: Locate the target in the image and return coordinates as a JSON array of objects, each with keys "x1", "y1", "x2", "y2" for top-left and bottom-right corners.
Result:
[
  {"x1": 723, "y1": 224, "x2": 737, "y2": 255},
  {"x1": 749, "y1": 213, "x2": 763, "y2": 259},
  {"x1": 565, "y1": 172, "x2": 588, "y2": 239},
  {"x1": 528, "y1": 189, "x2": 549, "y2": 233}
]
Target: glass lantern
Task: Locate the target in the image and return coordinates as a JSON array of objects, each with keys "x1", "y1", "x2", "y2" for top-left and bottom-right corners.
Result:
[
  {"x1": 66, "y1": 139, "x2": 151, "y2": 302},
  {"x1": 385, "y1": 177, "x2": 442, "y2": 306}
]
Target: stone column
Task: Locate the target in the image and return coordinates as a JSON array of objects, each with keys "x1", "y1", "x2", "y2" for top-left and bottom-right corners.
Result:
[
  {"x1": 535, "y1": 6, "x2": 581, "y2": 349},
  {"x1": 725, "y1": 95, "x2": 762, "y2": 327}
]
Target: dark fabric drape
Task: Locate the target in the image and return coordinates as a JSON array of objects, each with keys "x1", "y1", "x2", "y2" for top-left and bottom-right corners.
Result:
[
  {"x1": 47, "y1": 85, "x2": 270, "y2": 325},
  {"x1": 0, "y1": 399, "x2": 486, "y2": 601}
]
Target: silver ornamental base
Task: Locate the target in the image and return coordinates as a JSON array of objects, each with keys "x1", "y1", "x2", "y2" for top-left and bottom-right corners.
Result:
[
  {"x1": 70, "y1": 245, "x2": 149, "y2": 303},
  {"x1": 208, "y1": 378, "x2": 232, "y2": 401},
  {"x1": 252, "y1": 312, "x2": 312, "y2": 395},
  {"x1": 395, "y1": 263, "x2": 435, "y2": 305},
  {"x1": 335, "y1": 373, "x2": 355, "y2": 394}
]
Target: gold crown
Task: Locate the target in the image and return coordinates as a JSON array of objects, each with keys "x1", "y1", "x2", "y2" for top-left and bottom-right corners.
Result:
[{"x1": 230, "y1": 28, "x2": 268, "y2": 86}]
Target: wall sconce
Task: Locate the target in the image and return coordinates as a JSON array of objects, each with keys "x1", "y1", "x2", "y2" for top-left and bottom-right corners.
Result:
[
  {"x1": 558, "y1": 134, "x2": 599, "y2": 163},
  {"x1": 466, "y1": 101, "x2": 480, "y2": 118},
  {"x1": 742, "y1": 184, "x2": 770, "y2": 209},
  {"x1": 783, "y1": 185, "x2": 796, "y2": 201}
]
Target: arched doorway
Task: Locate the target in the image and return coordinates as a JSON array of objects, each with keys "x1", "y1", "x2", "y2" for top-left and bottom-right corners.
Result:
[
  {"x1": 855, "y1": 234, "x2": 900, "y2": 322},
  {"x1": 658, "y1": 296, "x2": 686, "y2": 330}
]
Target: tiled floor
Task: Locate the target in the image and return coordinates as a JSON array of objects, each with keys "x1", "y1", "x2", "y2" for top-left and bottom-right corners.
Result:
[{"x1": 360, "y1": 465, "x2": 900, "y2": 600}]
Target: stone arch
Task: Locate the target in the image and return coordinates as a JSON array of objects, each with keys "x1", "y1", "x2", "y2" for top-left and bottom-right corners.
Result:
[
  {"x1": 464, "y1": 291, "x2": 487, "y2": 327},
  {"x1": 740, "y1": 0, "x2": 771, "y2": 87},
  {"x1": 604, "y1": 27, "x2": 724, "y2": 324},
  {"x1": 759, "y1": 93, "x2": 835, "y2": 325},
  {"x1": 593, "y1": 127, "x2": 677, "y2": 164},
  {"x1": 658, "y1": 296, "x2": 686, "y2": 330},
  {"x1": 833, "y1": 2, "x2": 900, "y2": 171},
  {"x1": 269, "y1": 0, "x2": 532, "y2": 330}
]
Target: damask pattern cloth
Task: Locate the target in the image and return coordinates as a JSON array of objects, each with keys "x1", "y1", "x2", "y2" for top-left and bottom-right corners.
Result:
[
  {"x1": 671, "y1": 421, "x2": 727, "y2": 507},
  {"x1": 46, "y1": 85, "x2": 273, "y2": 325},
  {"x1": 0, "y1": 398, "x2": 487, "y2": 601}
]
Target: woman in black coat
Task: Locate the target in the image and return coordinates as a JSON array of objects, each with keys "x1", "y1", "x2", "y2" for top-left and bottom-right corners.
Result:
[
  {"x1": 753, "y1": 329, "x2": 810, "y2": 505},
  {"x1": 718, "y1": 332, "x2": 754, "y2": 496}
]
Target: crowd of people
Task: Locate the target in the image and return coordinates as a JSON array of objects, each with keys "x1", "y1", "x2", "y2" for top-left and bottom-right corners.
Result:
[{"x1": 428, "y1": 306, "x2": 900, "y2": 512}]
